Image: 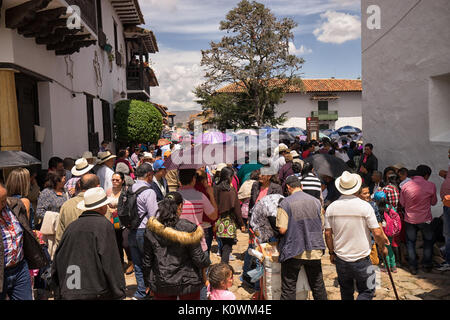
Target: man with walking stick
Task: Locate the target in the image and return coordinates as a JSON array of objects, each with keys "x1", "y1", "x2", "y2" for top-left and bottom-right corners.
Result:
[{"x1": 324, "y1": 171, "x2": 389, "y2": 300}]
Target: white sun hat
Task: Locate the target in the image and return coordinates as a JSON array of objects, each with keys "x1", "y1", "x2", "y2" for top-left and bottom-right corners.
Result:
[
  {"x1": 97, "y1": 151, "x2": 117, "y2": 164},
  {"x1": 77, "y1": 187, "x2": 111, "y2": 211},
  {"x1": 335, "y1": 171, "x2": 362, "y2": 195},
  {"x1": 71, "y1": 158, "x2": 94, "y2": 177}
]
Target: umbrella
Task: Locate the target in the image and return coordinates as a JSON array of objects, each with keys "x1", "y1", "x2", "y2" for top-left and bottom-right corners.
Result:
[
  {"x1": 278, "y1": 130, "x2": 296, "y2": 143},
  {"x1": 336, "y1": 126, "x2": 362, "y2": 134},
  {"x1": 285, "y1": 127, "x2": 306, "y2": 136},
  {"x1": 321, "y1": 129, "x2": 335, "y2": 136},
  {"x1": 319, "y1": 132, "x2": 330, "y2": 140},
  {"x1": 0, "y1": 151, "x2": 41, "y2": 169},
  {"x1": 304, "y1": 154, "x2": 351, "y2": 178},
  {"x1": 260, "y1": 127, "x2": 276, "y2": 136},
  {"x1": 163, "y1": 143, "x2": 241, "y2": 170},
  {"x1": 236, "y1": 129, "x2": 258, "y2": 136},
  {"x1": 157, "y1": 138, "x2": 171, "y2": 147},
  {"x1": 193, "y1": 131, "x2": 232, "y2": 145}
]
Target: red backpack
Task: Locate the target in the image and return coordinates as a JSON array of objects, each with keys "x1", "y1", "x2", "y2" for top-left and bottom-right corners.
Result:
[{"x1": 383, "y1": 206, "x2": 402, "y2": 237}]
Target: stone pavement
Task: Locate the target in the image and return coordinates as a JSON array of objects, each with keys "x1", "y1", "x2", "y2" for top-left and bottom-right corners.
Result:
[{"x1": 125, "y1": 230, "x2": 450, "y2": 300}]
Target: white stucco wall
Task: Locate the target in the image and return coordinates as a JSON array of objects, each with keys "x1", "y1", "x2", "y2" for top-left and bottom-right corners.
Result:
[
  {"x1": 0, "y1": 0, "x2": 127, "y2": 166},
  {"x1": 361, "y1": 0, "x2": 450, "y2": 217},
  {"x1": 276, "y1": 91, "x2": 362, "y2": 130}
]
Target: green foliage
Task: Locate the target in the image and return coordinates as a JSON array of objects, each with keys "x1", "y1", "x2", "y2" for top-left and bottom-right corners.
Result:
[
  {"x1": 196, "y1": 0, "x2": 304, "y2": 127},
  {"x1": 114, "y1": 100, "x2": 163, "y2": 146}
]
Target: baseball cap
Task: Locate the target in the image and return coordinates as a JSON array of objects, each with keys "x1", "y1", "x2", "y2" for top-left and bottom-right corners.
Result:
[
  {"x1": 373, "y1": 191, "x2": 387, "y2": 201},
  {"x1": 153, "y1": 159, "x2": 166, "y2": 171}
]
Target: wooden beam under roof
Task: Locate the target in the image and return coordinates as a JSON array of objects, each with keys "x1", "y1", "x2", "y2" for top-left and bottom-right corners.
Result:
[
  {"x1": 17, "y1": 7, "x2": 66, "y2": 36},
  {"x1": 5, "y1": 0, "x2": 51, "y2": 29}
]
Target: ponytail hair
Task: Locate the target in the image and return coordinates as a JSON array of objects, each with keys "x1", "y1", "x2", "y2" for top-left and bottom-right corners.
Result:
[
  {"x1": 301, "y1": 162, "x2": 314, "y2": 179},
  {"x1": 376, "y1": 197, "x2": 388, "y2": 216},
  {"x1": 157, "y1": 192, "x2": 183, "y2": 228}
]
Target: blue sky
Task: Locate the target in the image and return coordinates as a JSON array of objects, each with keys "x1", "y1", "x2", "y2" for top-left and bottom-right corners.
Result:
[{"x1": 139, "y1": 0, "x2": 362, "y2": 111}]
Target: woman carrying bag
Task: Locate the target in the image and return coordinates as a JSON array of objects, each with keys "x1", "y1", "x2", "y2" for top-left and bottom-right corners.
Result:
[{"x1": 214, "y1": 167, "x2": 245, "y2": 264}]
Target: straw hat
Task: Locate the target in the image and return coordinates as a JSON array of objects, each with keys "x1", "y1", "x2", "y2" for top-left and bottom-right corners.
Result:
[
  {"x1": 97, "y1": 151, "x2": 116, "y2": 164},
  {"x1": 77, "y1": 187, "x2": 111, "y2": 211},
  {"x1": 335, "y1": 171, "x2": 362, "y2": 195},
  {"x1": 290, "y1": 150, "x2": 300, "y2": 158},
  {"x1": 71, "y1": 158, "x2": 94, "y2": 177},
  {"x1": 142, "y1": 152, "x2": 153, "y2": 159}
]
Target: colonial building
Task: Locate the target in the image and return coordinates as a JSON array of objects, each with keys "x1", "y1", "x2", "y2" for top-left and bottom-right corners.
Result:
[
  {"x1": 361, "y1": 0, "x2": 450, "y2": 216},
  {"x1": 217, "y1": 78, "x2": 362, "y2": 130},
  {"x1": 0, "y1": 0, "x2": 158, "y2": 169}
]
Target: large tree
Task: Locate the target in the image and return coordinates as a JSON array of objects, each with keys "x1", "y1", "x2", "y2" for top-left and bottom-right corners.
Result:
[{"x1": 195, "y1": 0, "x2": 304, "y2": 128}]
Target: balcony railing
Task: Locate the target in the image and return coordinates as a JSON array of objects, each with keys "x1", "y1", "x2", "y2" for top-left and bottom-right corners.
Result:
[
  {"x1": 311, "y1": 110, "x2": 338, "y2": 121},
  {"x1": 127, "y1": 65, "x2": 150, "y2": 97}
]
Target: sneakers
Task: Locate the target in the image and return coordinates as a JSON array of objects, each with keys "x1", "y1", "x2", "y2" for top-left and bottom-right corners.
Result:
[{"x1": 437, "y1": 263, "x2": 450, "y2": 271}]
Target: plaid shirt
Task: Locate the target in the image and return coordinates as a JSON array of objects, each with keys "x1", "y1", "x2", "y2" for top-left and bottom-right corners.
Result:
[
  {"x1": 0, "y1": 206, "x2": 24, "y2": 268},
  {"x1": 382, "y1": 184, "x2": 400, "y2": 210},
  {"x1": 65, "y1": 177, "x2": 81, "y2": 196}
]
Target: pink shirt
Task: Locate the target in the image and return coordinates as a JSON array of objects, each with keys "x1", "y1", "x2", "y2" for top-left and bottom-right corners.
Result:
[
  {"x1": 400, "y1": 176, "x2": 437, "y2": 224},
  {"x1": 209, "y1": 289, "x2": 236, "y2": 300},
  {"x1": 255, "y1": 187, "x2": 269, "y2": 204},
  {"x1": 440, "y1": 164, "x2": 450, "y2": 201},
  {"x1": 178, "y1": 186, "x2": 215, "y2": 251}
]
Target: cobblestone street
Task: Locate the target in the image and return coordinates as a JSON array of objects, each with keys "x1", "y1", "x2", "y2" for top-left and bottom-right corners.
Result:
[{"x1": 125, "y1": 230, "x2": 450, "y2": 300}]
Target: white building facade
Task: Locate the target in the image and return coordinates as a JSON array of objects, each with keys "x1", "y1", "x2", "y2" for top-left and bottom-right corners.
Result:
[
  {"x1": 277, "y1": 88, "x2": 362, "y2": 131},
  {"x1": 361, "y1": 0, "x2": 450, "y2": 217},
  {"x1": 0, "y1": 0, "x2": 156, "y2": 169}
]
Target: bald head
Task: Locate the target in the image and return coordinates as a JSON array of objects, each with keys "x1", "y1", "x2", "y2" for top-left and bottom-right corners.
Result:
[
  {"x1": 0, "y1": 184, "x2": 7, "y2": 212},
  {"x1": 79, "y1": 174, "x2": 100, "y2": 191}
]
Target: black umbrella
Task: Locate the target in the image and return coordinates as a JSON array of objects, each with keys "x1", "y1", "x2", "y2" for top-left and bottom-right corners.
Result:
[
  {"x1": 304, "y1": 154, "x2": 351, "y2": 178},
  {"x1": 0, "y1": 151, "x2": 41, "y2": 169}
]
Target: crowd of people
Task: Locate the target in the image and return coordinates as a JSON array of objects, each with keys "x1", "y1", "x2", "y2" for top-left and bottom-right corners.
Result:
[{"x1": 0, "y1": 136, "x2": 449, "y2": 301}]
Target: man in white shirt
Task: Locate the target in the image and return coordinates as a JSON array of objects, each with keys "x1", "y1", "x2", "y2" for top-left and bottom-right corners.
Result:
[
  {"x1": 324, "y1": 171, "x2": 388, "y2": 300},
  {"x1": 96, "y1": 151, "x2": 116, "y2": 192}
]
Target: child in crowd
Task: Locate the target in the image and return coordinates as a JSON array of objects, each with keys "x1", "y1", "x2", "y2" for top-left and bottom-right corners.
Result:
[
  {"x1": 374, "y1": 191, "x2": 398, "y2": 273},
  {"x1": 208, "y1": 263, "x2": 236, "y2": 300}
]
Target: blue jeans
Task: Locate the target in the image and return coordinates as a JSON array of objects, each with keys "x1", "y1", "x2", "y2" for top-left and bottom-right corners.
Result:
[
  {"x1": 405, "y1": 221, "x2": 434, "y2": 269},
  {"x1": 0, "y1": 260, "x2": 33, "y2": 300},
  {"x1": 443, "y1": 206, "x2": 450, "y2": 264},
  {"x1": 129, "y1": 228, "x2": 146, "y2": 299},
  {"x1": 335, "y1": 256, "x2": 375, "y2": 300}
]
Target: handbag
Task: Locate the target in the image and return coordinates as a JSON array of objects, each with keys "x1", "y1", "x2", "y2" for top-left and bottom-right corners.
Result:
[
  {"x1": 215, "y1": 212, "x2": 237, "y2": 239},
  {"x1": 110, "y1": 210, "x2": 122, "y2": 230}
]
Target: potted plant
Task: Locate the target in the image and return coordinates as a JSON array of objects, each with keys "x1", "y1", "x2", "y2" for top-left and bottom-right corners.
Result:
[{"x1": 103, "y1": 43, "x2": 113, "y2": 53}]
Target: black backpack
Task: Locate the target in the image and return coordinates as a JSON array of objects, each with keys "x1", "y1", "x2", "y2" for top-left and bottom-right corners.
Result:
[{"x1": 117, "y1": 186, "x2": 151, "y2": 229}]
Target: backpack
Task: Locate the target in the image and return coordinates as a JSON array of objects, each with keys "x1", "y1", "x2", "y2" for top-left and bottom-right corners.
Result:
[
  {"x1": 117, "y1": 186, "x2": 151, "y2": 229},
  {"x1": 383, "y1": 206, "x2": 402, "y2": 237}
]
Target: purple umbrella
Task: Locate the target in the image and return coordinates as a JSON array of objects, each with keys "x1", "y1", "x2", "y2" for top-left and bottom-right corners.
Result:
[
  {"x1": 163, "y1": 143, "x2": 241, "y2": 170},
  {"x1": 193, "y1": 131, "x2": 232, "y2": 144}
]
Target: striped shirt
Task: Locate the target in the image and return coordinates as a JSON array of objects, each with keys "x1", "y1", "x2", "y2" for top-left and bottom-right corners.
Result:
[
  {"x1": 300, "y1": 173, "x2": 322, "y2": 200},
  {"x1": 178, "y1": 186, "x2": 215, "y2": 251},
  {"x1": 0, "y1": 206, "x2": 24, "y2": 268}
]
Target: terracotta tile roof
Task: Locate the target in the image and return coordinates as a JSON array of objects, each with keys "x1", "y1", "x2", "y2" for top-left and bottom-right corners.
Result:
[{"x1": 216, "y1": 79, "x2": 362, "y2": 93}]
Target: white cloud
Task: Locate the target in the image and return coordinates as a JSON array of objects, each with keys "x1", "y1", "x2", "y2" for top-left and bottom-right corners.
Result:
[
  {"x1": 150, "y1": 46, "x2": 204, "y2": 111},
  {"x1": 313, "y1": 10, "x2": 361, "y2": 44},
  {"x1": 288, "y1": 42, "x2": 313, "y2": 55}
]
